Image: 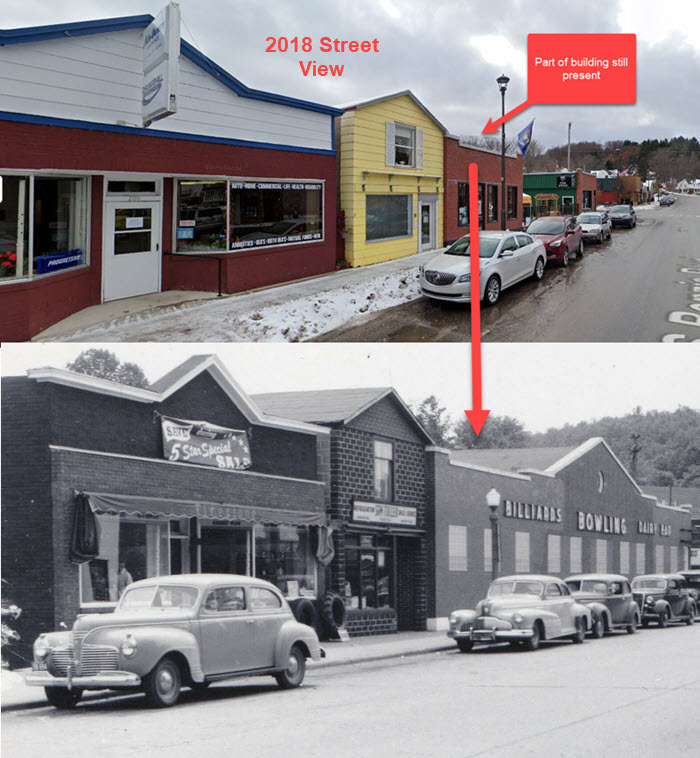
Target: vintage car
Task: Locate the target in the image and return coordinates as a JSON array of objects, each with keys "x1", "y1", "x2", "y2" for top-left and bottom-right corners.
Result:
[
  {"x1": 564, "y1": 574, "x2": 641, "y2": 636},
  {"x1": 631, "y1": 573, "x2": 697, "y2": 627},
  {"x1": 679, "y1": 570, "x2": 700, "y2": 613},
  {"x1": 447, "y1": 575, "x2": 592, "y2": 652},
  {"x1": 25, "y1": 574, "x2": 324, "y2": 709}
]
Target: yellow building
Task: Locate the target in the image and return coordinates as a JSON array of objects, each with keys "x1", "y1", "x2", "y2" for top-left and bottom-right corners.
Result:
[{"x1": 337, "y1": 91, "x2": 446, "y2": 267}]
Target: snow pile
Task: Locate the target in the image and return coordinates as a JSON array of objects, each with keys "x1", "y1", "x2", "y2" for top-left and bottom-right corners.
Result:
[{"x1": 48, "y1": 269, "x2": 423, "y2": 342}]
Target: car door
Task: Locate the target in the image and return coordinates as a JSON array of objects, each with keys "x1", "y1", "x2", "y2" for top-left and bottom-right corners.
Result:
[
  {"x1": 606, "y1": 581, "x2": 627, "y2": 624},
  {"x1": 246, "y1": 586, "x2": 289, "y2": 669},
  {"x1": 516, "y1": 234, "x2": 537, "y2": 279},
  {"x1": 667, "y1": 580, "x2": 685, "y2": 615},
  {"x1": 543, "y1": 582, "x2": 567, "y2": 637},
  {"x1": 198, "y1": 585, "x2": 258, "y2": 675},
  {"x1": 564, "y1": 217, "x2": 578, "y2": 253},
  {"x1": 496, "y1": 235, "x2": 520, "y2": 288}
]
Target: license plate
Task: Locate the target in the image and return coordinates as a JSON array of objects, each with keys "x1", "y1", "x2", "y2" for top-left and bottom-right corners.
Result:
[{"x1": 473, "y1": 630, "x2": 495, "y2": 641}]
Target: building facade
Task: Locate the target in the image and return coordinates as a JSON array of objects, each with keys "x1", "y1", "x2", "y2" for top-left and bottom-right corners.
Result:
[
  {"x1": 523, "y1": 170, "x2": 598, "y2": 217},
  {"x1": 0, "y1": 355, "x2": 332, "y2": 663},
  {"x1": 443, "y1": 137, "x2": 524, "y2": 244},
  {"x1": 0, "y1": 15, "x2": 341, "y2": 341},
  {"x1": 336, "y1": 91, "x2": 445, "y2": 267},
  {"x1": 254, "y1": 388, "x2": 432, "y2": 636},
  {"x1": 597, "y1": 175, "x2": 645, "y2": 205}
]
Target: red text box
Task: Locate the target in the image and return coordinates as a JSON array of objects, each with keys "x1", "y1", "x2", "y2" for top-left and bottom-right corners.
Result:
[{"x1": 528, "y1": 34, "x2": 636, "y2": 104}]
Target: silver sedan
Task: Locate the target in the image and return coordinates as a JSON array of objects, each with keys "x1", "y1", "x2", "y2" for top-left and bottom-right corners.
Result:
[{"x1": 577, "y1": 211, "x2": 612, "y2": 243}]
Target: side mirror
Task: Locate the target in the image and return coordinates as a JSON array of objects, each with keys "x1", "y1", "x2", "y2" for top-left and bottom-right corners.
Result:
[{"x1": 500, "y1": 250, "x2": 514, "y2": 258}]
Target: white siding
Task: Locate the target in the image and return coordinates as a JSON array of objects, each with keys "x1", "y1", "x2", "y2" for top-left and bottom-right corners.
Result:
[
  {"x1": 448, "y1": 526, "x2": 467, "y2": 571},
  {"x1": 620, "y1": 541, "x2": 630, "y2": 575},
  {"x1": 0, "y1": 30, "x2": 333, "y2": 151},
  {"x1": 547, "y1": 534, "x2": 561, "y2": 574},
  {"x1": 515, "y1": 531, "x2": 530, "y2": 573},
  {"x1": 570, "y1": 537, "x2": 582, "y2": 573},
  {"x1": 596, "y1": 539, "x2": 608, "y2": 573}
]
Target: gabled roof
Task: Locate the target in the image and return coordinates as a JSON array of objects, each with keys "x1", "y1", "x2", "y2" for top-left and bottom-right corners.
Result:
[
  {"x1": 252, "y1": 387, "x2": 434, "y2": 443},
  {"x1": 338, "y1": 90, "x2": 447, "y2": 133},
  {"x1": 0, "y1": 15, "x2": 342, "y2": 117},
  {"x1": 26, "y1": 355, "x2": 329, "y2": 436}
]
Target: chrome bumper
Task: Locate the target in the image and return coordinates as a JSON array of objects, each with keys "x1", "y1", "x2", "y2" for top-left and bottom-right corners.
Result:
[
  {"x1": 448, "y1": 628, "x2": 534, "y2": 642},
  {"x1": 25, "y1": 670, "x2": 141, "y2": 689}
]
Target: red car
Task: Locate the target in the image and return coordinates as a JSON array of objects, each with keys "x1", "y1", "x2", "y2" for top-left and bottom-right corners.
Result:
[{"x1": 526, "y1": 215, "x2": 583, "y2": 266}]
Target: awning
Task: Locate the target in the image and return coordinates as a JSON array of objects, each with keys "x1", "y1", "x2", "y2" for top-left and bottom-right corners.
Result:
[
  {"x1": 345, "y1": 523, "x2": 425, "y2": 537},
  {"x1": 82, "y1": 491, "x2": 327, "y2": 527}
]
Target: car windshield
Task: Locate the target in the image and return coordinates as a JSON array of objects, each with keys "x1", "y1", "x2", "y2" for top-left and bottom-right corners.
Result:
[
  {"x1": 631, "y1": 578, "x2": 666, "y2": 590},
  {"x1": 610, "y1": 205, "x2": 630, "y2": 213},
  {"x1": 577, "y1": 214, "x2": 601, "y2": 224},
  {"x1": 487, "y1": 580, "x2": 544, "y2": 597},
  {"x1": 527, "y1": 219, "x2": 565, "y2": 234},
  {"x1": 119, "y1": 584, "x2": 199, "y2": 610},
  {"x1": 444, "y1": 236, "x2": 501, "y2": 259}
]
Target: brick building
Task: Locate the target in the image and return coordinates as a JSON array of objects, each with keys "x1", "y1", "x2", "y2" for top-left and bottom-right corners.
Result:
[
  {"x1": 0, "y1": 355, "x2": 332, "y2": 664},
  {"x1": 426, "y1": 438, "x2": 692, "y2": 629},
  {"x1": 254, "y1": 388, "x2": 433, "y2": 636},
  {"x1": 443, "y1": 137, "x2": 524, "y2": 244},
  {"x1": 522, "y1": 170, "x2": 598, "y2": 217},
  {"x1": 0, "y1": 13, "x2": 341, "y2": 341}
]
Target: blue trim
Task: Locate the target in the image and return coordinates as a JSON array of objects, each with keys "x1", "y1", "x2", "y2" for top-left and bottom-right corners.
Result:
[
  {"x1": 0, "y1": 111, "x2": 337, "y2": 156},
  {"x1": 0, "y1": 15, "x2": 153, "y2": 45}
]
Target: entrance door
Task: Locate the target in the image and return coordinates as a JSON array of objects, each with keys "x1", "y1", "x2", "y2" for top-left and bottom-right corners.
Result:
[
  {"x1": 103, "y1": 202, "x2": 161, "y2": 301},
  {"x1": 419, "y1": 196, "x2": 437, "y2": 251}
]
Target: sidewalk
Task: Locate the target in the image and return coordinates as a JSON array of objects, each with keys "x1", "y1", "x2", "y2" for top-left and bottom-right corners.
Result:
[
  {"x1": 33, "y1": 249, "x2": 440, "y2": 343},
  {"x1": 1, "y1": 631, "x2": 452, "y2": 711}
]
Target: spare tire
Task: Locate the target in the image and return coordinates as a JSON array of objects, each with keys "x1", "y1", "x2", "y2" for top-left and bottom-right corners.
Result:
[
  {"x1": 289, "y1": 598, "x2": 319, "y2": 632},
  {"x1": 319, "y1": 591, "x2": 346, "y2": 638}
]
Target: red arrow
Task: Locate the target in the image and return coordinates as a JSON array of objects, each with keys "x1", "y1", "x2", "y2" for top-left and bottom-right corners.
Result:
[
  {"x1": 482, "y1": 99, "x2": 532, "y2": 134},
  {"x1": 464, "y1": 162, "x2": 490, "y2": 436}
]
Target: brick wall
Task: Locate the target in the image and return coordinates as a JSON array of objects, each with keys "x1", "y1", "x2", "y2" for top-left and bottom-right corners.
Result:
[{"x1": 346, "y1": 609, "x2": 397, "y2": 636}]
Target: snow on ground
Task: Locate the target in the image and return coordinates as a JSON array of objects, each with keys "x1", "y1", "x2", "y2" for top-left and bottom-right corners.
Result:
[{"x1": 45, "y1": 268, "x2": 423, "y2": 342}]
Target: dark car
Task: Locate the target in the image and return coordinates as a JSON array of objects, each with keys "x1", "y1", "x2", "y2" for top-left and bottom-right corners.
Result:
[
  {"x1": 631, "y1": 573, "x2": 697, "y2": 627},
  {"x1": 526, "y1": 215, "x2": 583, "y2": 267},
  {"x1": 609, "y1": 204, "x2": 637, "y2": 228},
  {"x1": 679, "y1": 570, "x2": 700, "y2": 613},
  {"x1": 565, "y1": 574, "x2": 641, "y2": 637},
  {"x1": 659, "y1": 196, "x2": 673, "y2": 206}
]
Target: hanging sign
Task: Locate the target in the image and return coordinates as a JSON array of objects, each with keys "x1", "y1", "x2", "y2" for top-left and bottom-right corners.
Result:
[
  {"x1": 142, "y1": 2, "x2": 180, "y2": 125},
  {"x1": 161, "y1": 415, "x2": 251, "y2": 470}
]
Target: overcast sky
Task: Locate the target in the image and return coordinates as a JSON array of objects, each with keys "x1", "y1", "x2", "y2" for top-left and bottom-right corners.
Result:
[
  {"x1": 2, "y1": 343, "x2": 698, "y2": 434},
  {"x1": 3, "y1": 0, "x2": 699, "y2": 149}
]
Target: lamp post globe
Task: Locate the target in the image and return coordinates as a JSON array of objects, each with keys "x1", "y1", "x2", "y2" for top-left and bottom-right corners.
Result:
[{"x1": 497, "y1": 75, "x2": 510, "y2": 231}]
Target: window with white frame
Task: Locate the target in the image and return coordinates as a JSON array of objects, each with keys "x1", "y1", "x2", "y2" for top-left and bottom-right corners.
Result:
[
  {"x1": 483, "y1": 528, "x2": 492, "y2": 572},
  {"x1": 620, "y1": 541, "x2": 630, "y2": 575},
  {"x1": 596, "y1": 539, "x2": 608, "y2": 573},
  {"x1": 373, "y1": 440, "x2": 394, "y2": 500},
  {"x1": 655, "y1": 544, "x2": 664, "y2": 573},
  {"x1": 365, "y1": 194, "x2": 412, "y2": 242},
  {"x1": 636, "y1": 543, "x2": 646, "y2": 574},
  {"x1": 570, "y1": 537, "x2": 582, "y2": 573},
  {"x1": 448, "y1": 526, "x2": 468, "y2": 571},
  {"x1": 515, "y1": 531, "x2": 530, "y2": 572},
  {"x1": 547, "y1": 534, "x2": 561, "y2": 574},
  {"x1": 394, "y1": 123, "x2": 416, "y2": 166},
  {"x1": 670, "y1": 545, "x2": 678, "y2": 573}
]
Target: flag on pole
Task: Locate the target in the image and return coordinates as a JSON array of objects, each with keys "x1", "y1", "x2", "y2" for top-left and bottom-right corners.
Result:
[{"x1": 517, "y1": 119, "x2": 535, "y2": 156}]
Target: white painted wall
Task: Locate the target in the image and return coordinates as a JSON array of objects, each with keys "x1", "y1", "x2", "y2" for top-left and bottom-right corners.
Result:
[{"x1": 0, "y1": 29, "x2": 332, "y2": 151}]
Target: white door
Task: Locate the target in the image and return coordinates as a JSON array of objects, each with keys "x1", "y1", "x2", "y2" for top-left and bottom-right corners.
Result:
[
  {"x1": 103, "y1": 202, "x2": 161, "y2": 301},
  {"x1": 419, "y1": 197, "x2": 437, "y2": 252}
]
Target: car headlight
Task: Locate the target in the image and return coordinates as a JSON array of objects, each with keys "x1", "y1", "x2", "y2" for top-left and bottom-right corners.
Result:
[
  {"x1": 593, "y1": 227, "x2": 601, "y2": 232},
  {"x1": 549, "y1": 240, "x2": 562, "y2": 247},
  {"x1": 645, "y1": 596, "x2": 654, "y2": 606},
  {"x1": 512, "y1": 613, "x2": 524, "y2": 625},
  {"x1": 449, "y1": 613, "x2": 458, "y2": 625},
  {"x1": 120, "y1": 634, "x2": 137, "y2": 657},
  {"x1": 457, "y1": 273, "x2": 470, "y2": 283},
  {"x1": 34, "y1": 636, "x2": 50, "y2": 660}
]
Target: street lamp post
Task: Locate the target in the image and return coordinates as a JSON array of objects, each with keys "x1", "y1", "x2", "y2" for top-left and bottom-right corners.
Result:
[
  {"x1": 486, "y1": 487, "x2": 501, "y2": 580},
  {"x1": 497, "y1": 74, "x2": 510, "y2": 231},
  {"x1": 616, "y1": 148, "x2": 621, "y2": 203}
]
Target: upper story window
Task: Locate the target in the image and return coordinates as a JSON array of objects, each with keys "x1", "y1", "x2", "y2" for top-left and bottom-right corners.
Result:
[
  {"x1": 373, "y1": 439, "x2": 394, "y2": 501},
  {"x1": 385, "y1": 123, "x2": 423, "y2": 169}
]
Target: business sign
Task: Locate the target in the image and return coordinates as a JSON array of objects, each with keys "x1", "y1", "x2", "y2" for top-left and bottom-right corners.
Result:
[
  {"x1": 504, "y1": 500, "x2": 562, "y2": 523},
  {"x1": 142, "y1": 2, "x2": 180, "y2": 125},
  {"x1": 161, "y1": 415, "x2": 251, "y2": 470},
  {"x1": 637, "y1": 521, "x2": 672, "y2": 537},
  {"x1": 34, "y1": 249, "x2": 83, "y2": 275},
  {"x1": 577, "y1": 510, "x2": 626, "y2": 535},
  {"x1": 352, "y1": 501, "x2": 417, "y2": 526},
  {"x1": 556, "y1": 173, "x2": 576, "y2": 188}
]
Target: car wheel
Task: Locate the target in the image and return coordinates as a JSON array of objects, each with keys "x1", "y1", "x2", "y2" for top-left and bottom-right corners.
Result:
[
  {"x1": 524, "y1": 624, "x2": 540, "y2": 651},
  {"x1": 626, "y1": 616, "x2": 638, "y2": 634},
  {"x1": 533, "y1": 257, "x2": 545, "y2": 281},
  {"x1": 686, "y1": 611, "x2": 695, "y2": 625},
  {"x1": 276, "y1": 644, "x2": 306, "y2": 689},
  {"x1": 457, "y1": 639, "x2": 474, "y2": 653},
  {"x1": 607, "y1": 229, "x2": 612, "y2": 240},
  {"x1": 571, "y1": 618, "x2": 585, "y2": 644},
  {"x1": 483, "y1": 276, "x2": 500, "y2": 306},
  {"x1": 561, "y1": 249, "x2": 569, "y2": 267},
  {"x1": 577, "y1": 240, "x2": 584, "y2": 258},
  {"x1": 591, "y1": 616, "x2": 605, "y2": 639},
  {"x1": 144, "y1": 656, "x2": 182, "y2": 708},
  {"x1": 44, "y1": 686, "x2": 83, "y2": 709},
  {"x1": 642, "y1": 619, "x2": 650, "y2": 628},
  {"x1": 657, "y1": 609, "x2": 668, "y2": 628}
]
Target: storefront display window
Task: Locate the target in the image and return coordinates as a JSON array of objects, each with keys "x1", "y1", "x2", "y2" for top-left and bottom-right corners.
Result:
[
  {"x1": 366, "y1": 194, "x2": 412, "y2": 242},
  {"x1": 80, "y1": 514, "x2": 169, "y2": 604},
  {"x1": 0, "y1": 175, "x2": 28, "y2": 280},
  {"x1": 507, "y1": 185, "x2": 518, "y2": 219},
  {"x1": 176, "y1": 180, "x2": 227, "y2": 251},
  {"x1": 487, "y1": 185, "x2": 498, "y2": 222},
  {"x1": 457, "y1": 182, "x2": 469, "y2": 226},
  {"x1": 255, "y1": 525, "x2": 316, "y2": 596},
  {"x1": 345, "y1": 535, "x2": 392, "y2": 609},
  {"x1": 229, "y1": 181, "x2": 322, "y2": 250}
]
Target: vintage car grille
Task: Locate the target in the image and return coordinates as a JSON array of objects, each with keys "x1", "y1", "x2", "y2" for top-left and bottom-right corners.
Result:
[
  {"x1": 423, "y1": 270, "x2": 456, "y2": 286},
  {"x1": 49, "y1": 643, "x2": 119, "y2": 676}
]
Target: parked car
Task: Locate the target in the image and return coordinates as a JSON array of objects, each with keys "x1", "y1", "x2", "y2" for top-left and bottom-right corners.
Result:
[
  {"x1": 447, "y1": 574, "x2": 592, "y2": 652},
  {"x1": 678, "y1": 570, "x2": 700, "y2": 614},
  {"x1": 526, "y1": 215, "x2": 583, "y2": 266},
  {"x1": 659, "y1": 196, "x2": 673, "y2": 206},
  {"x1": 576, "y1": 211, "x2": 612, "y2": 243},
  {"x1": 25, "y1": 574, "x2": 324, "y2": 709},
  {"x1": 631, "y1": 573, "x2": 697, "y2": 627},
  {"x1": 419, "y1": 231, "x2": 546, "y2": 307},
  {"x1": 564, "y1": 574, "x2": 641, "y2": 636},
  {"x1": 608, "y1": 204, "x2": 637, "y2": 228}
]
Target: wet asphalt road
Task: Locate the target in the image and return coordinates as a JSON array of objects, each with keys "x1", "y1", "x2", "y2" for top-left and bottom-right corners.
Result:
[{"x1": 318, "y1": 195, "x2": 700, "y2": 343}]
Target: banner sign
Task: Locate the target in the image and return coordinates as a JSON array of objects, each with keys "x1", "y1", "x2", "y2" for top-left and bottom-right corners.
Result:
[
  {"x1": 352, "y1": 501, "x2": 417, "y2": 526},
  {"x1": 142, "y1": 2, "x2": 180, "y2": 125},
  {"x1": 556, "y1": 173, "x2": 576, "y2": 188},
  {"x1": 161, "y1": 415, "x2": 251, "y2": 470}
]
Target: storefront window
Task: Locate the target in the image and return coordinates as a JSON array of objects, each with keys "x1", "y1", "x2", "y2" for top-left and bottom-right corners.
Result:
[
  {"x1": 176, "y1": 180, "x2": 227, "y2": 251},
  {"x1": 80, "y1": 514, "x2": 169, "y2": 604},
  {"x1": 0, "y1": 175, "x2": 29, "y2": 280},
  {"x1": 345, "y1": 535, "x2": 392, "y2": 609},
  {"x1": 487, "y1": 185, "x2": 498, "y2": 222},
  {"x1": 457, "y1": 182, "x2": 469, "y2": 226},
  {"x1": 373, "y1": 440, "x2": 394, "y2": 501},
  {"x1": 229, "y1": 181, "x2": 322, "y2": 250},
  {"x1": 507, "y1": 185, "x2": 518, "y2": 219},
  {"x1": 366, "y1": 195, "x2": 412, "y2": 242},
  {"x1": 254, "y1": 525, "x2": 316, "y2": 596}
]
